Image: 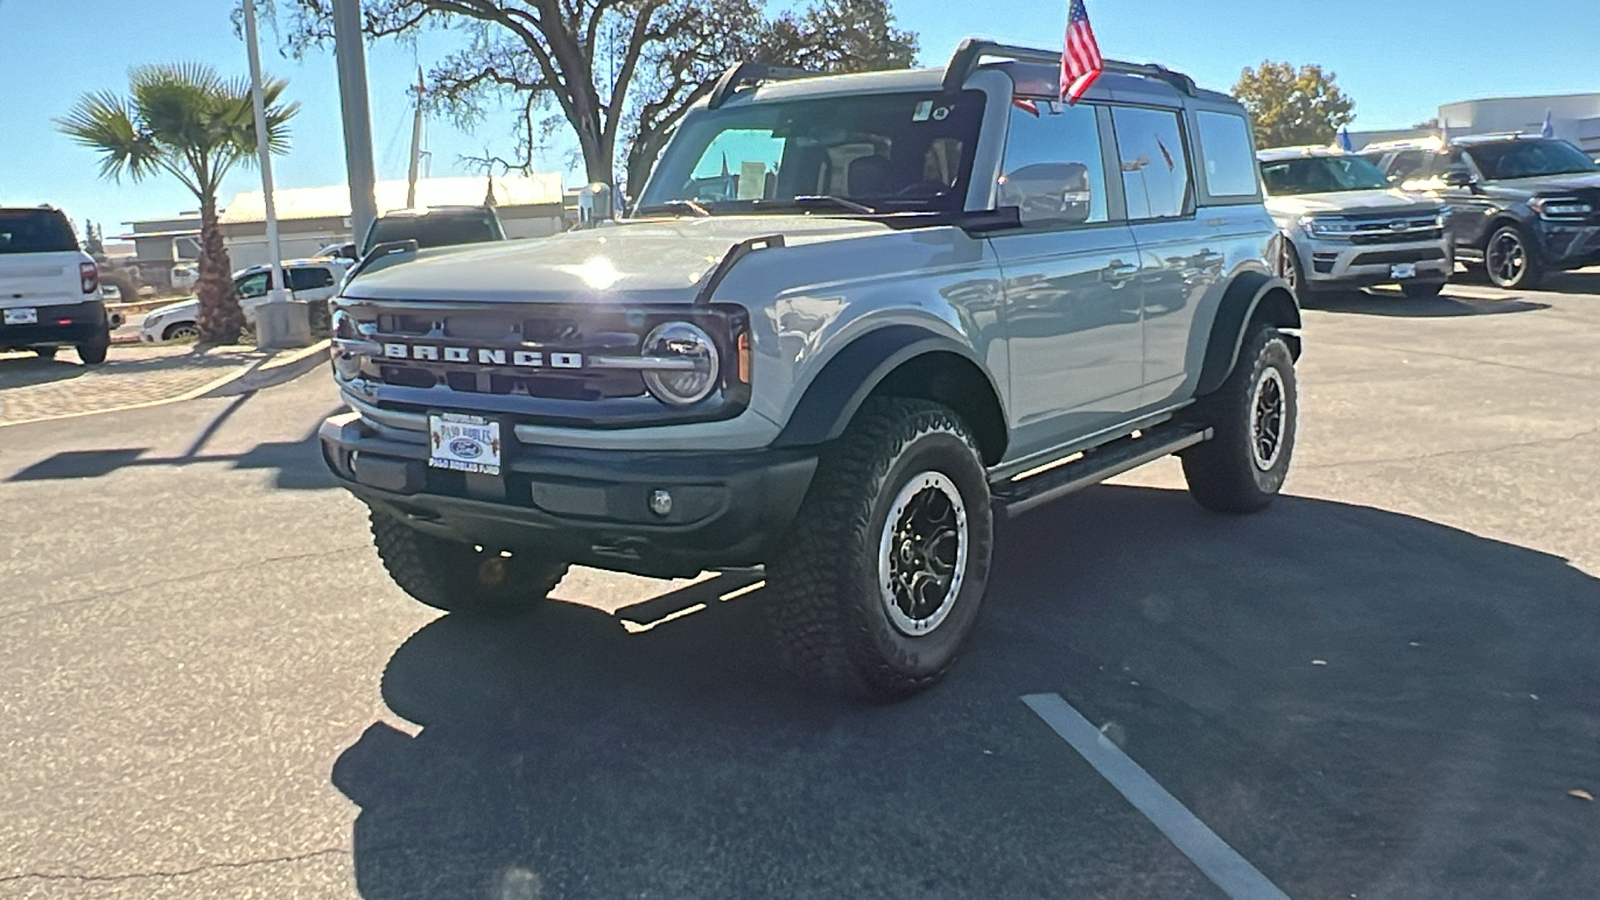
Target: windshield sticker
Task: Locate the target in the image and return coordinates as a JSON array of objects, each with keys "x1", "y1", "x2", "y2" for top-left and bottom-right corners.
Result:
[
  {"x1": 932, "y1": 106, "x2": 951, "y2": 121},
  {"x1": 737, "y1": 161, "x2": 767, "y2": 200},
  {"x1": 913, "y1": 100, "x2": 933, "y2": 122}
]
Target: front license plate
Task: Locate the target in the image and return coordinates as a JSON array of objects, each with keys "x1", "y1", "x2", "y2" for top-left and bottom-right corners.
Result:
[
  {"x1": 3, "y1": 307, "x2": 38, "y2": 325},
  {"x1": 428, "y1": 413, "x2": 502, "y2": 475},
  {"x1": 1390, "y1": 263, "x2": 1417, "y2": 279}
]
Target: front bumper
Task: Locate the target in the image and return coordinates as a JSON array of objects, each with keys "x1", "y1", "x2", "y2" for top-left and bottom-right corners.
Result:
[
  {"x1": 319, "y1": 412, "x2": 818, "y2": 578},
  {"x1": 1534, "y1": 221, "x2": 1600, "y2": 270},
  {"x1": 0, "y1": 300, "x2": 108, "y2": 349},
  {"x1": 1296, "y1": 235, "x2": 1453, "y2": 289}
]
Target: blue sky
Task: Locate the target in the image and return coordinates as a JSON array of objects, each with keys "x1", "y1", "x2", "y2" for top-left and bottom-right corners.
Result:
[{"x1": 2, "y1": 0, "x2": 1597, "y2": 235}]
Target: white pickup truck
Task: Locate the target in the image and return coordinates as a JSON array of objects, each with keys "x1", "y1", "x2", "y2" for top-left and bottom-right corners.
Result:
[{"x1": 0, "y1": 206, "x2": 111, "y2": 363}]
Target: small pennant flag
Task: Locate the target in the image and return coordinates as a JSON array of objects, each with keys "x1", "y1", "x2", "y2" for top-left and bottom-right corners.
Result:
[{"x1": 1061, "y1": 0, "x2": 1104, "y2": 104}]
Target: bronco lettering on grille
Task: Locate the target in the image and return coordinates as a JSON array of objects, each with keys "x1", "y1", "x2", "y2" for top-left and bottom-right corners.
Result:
[{"x1": 381, "y1": 342, "x2": 577, "y2": 369}]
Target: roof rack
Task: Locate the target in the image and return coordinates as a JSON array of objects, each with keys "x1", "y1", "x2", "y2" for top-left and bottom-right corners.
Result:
[
  {"x1": 706, "y1": 61, "x2": 818, "y2": 109},
  {"x1": 941, "y1": 39, "x2": 1197, "y2": 96}
]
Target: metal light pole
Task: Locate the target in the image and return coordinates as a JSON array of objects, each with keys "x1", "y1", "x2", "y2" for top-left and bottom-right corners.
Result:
[
  {"x1": 242, "y1": 0, "x2": 288, "y2": 305},
  {"x1": 333, "y1": 0, "x2": 378, "y2": 248}
]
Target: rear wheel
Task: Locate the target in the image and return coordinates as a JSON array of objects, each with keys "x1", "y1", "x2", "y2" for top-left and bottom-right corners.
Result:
[
  {"x1": 765, "y1": 398, "x2": 994, "y2": 701},
  {"x1": 76, "y1": 336, "x2": 109, "y2": 365},
  {"x1": 1181, "y1": 326, "x2": 1298, "y2": 513},
  {"x1": 369, "y1": 508, "x2": 568, "y2": 615}
]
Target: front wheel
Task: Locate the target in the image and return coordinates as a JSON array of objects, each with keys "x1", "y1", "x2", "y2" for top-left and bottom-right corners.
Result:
[
  {"x1": 1401, "y1": 280, "x2": 1447, "y2": 299},
  {"x1": 368, "y1": 508, "x2": 568, "y2": 615},
  {"x1": 1485, "y1": 224, "x2": 1543, "y2": 289},
  {"x1": 765, "y1": 398, "x2": 994, "y2": 700},
  {"x1": 1181, "y1": 326, "x2": 1298, "y2": 513}
]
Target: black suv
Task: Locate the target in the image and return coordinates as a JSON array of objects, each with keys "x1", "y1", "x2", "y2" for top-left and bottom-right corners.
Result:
[{"x1": 1362, "y1": 135, "x2": 1600, "y2": 289}]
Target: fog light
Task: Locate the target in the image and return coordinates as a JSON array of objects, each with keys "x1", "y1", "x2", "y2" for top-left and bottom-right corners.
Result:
[{"x1": 649, "y1": 489, "x2": 673, "y2": 517}]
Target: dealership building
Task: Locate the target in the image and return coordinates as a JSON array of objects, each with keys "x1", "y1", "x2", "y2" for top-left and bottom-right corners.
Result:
[{"x1": 1347, "y1": 92, "x2": 1600, "y2": 153}]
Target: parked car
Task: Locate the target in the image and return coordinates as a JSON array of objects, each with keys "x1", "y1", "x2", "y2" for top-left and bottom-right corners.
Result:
[
  {"x1": 315, "y1": 242, "x2": 359, "y2": 261},
  {"x1": 1258, "y1": 146, "x2": 1452, "y2": 299},
  {"x1": 1362, "y1": 134, "x2": 1600, "y2": 288},
  {"x1": 357, "y1": 206, "x2": 505, "y2": 258},
  {"x1": 138, "y1": 258, "x2": 352, "y2": 343},
  {"x1": 0, "y1": 206, "x2": 111, "y2": 363},
  {"x1": 320, "y1": 41, "x2": 1300, "y2": 699}
]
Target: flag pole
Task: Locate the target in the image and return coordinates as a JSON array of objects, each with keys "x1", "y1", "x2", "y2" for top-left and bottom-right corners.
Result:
[{"x1": 242, "y1": 0, "x2": 288, "y2": 304}]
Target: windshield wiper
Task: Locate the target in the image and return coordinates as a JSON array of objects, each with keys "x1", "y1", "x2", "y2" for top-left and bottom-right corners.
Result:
[
  {"x1": 635, "y1": 199, "x2": 711, "y2": 218},
  {"x1": 789, "y1": 195, "x2": 881, "y2": 214}
]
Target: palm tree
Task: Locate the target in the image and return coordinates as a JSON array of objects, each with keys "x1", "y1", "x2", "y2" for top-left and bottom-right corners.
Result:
[{"x1": 57, "y1": 63, "x2": 297, "y2": 344}]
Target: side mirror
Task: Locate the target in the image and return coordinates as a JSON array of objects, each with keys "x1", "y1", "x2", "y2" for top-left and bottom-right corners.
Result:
[
  {"x1": 577, "y1": 183, "x2": 615, "y2": 227},
  {"x1": 1442, "y1": 169, "x2": 1476, "y2": 188}
]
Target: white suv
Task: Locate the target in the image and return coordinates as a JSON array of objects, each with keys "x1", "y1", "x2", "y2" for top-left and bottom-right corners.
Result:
[
  {"x1": 140, "y1": 258, "x2": 353, "y2": 343},
  {"x1": 0, "y1": 206, "x2": 110, "y2": 363}
]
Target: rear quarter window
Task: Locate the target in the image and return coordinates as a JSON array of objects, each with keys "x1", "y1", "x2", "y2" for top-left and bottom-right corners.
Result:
[
  {"x1": 0, "y1": 209, "x2": 79, "y2": 254},
  {"x1": 1194, "y1": 112, "x2": 1259, "y2": 198}
]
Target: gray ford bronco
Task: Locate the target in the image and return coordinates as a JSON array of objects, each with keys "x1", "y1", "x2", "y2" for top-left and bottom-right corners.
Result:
[{"x1": 320, "y1": 41, "x2": 1301, "y2": 699}]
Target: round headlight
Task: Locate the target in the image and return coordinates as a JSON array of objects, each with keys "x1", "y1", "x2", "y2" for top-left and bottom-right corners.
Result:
[{"x1": 641, "y1": 321, "x2": 719, "y2": 406}]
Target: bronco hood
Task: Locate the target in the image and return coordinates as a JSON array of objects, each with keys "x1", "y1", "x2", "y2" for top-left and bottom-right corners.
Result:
[{"x1": 341, "y1": 216, "x2": 891, "y2": 304}]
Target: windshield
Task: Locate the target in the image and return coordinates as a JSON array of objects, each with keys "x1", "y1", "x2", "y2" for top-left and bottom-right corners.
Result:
[
  {"x1": 635, "y1": 90, "x2": 986, "y2": 216},
  {"x1": 1259, "y1": 156, "x2": 1392, "y2": 195},
  {"x1": 0, "y1": 209, "x2": 79, "y2": 254},
  {"x1": 1463, "y1": 139, "x2": 1600, "y2": 180},
  {"x1": 361, "y1": 211, "x2": 501, "y2": 256}
]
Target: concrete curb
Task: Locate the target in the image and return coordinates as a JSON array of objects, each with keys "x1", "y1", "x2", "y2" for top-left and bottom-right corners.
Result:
[{"x1": 0, "y1": 339, "x2": 331, "y2": 429}]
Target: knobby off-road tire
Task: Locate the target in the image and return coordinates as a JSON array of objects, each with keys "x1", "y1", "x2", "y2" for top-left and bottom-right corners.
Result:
[
  {"x1": 369, "y1": 508, "x2": 568, "y2": 615},
  {"x1": 765, "y1": 398, "x2": 994, "y2": 701},
  {"x1": 1181, "y1": 326, "x2": 1298, "y2": 513}
]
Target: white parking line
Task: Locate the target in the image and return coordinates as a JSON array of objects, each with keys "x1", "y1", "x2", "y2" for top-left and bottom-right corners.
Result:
[{"x1": 1021, "y1": 693, "x2": 1291, "y2": 900}]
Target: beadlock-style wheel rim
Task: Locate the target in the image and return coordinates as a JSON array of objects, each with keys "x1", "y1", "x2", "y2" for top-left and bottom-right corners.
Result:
[
  {"x1": 878, "y1": 471, "x2": 968, "y2": 637},
  {"x1": 1488, "y1": 230, "x2": 1526, "y2": 286},
  {"x1": 1251, "y1": 367, "x2": 1287, "y2": 471}
]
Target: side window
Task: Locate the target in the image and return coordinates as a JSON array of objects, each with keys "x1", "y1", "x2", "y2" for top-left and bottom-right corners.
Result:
[
  {"x1": 1112, "y1": 106, "x2": 1193, "y2": 220},
  {"x1": 288, "y1": 267, "x2": 336, "y2": 291},
  {"x1": 1386, "y1": 151, "x2": 1431, "y2": 183},
  {"x1": 235, "y1": 271, "x2": 269, "y2": 299},
  {"x1": 999, "y1": 103, "x2": 1110, "y2": 228},
  {"x1": 1194, "y1": 111, "x2": 1258, "y2": 197}
]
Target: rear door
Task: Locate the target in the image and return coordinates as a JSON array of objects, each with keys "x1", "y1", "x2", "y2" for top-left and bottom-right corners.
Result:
[
  {"x1": 989, "y1": 101, "x2": 1144, "y2": 460},
  {"x1": 288, "y1": 265, "x2": 340, "y2": 301},
  {"x1": 0, "y1": 209, "x2": 90, "y2": 311}
]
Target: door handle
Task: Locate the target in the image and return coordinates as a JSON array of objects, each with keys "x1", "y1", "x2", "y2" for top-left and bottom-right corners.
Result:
[{"x1": 1100, "y1": 261, "x2": 1139, "y2": 285}]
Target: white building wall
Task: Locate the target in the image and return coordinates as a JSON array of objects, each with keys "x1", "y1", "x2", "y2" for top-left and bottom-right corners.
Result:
[{"x1": 1440, "y1": 94, "x2": 1600, "y2": 150}]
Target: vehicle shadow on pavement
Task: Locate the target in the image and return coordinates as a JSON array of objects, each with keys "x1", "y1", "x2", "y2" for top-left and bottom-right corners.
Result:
[
  {"x1": 1302, "y1": 290, "x2": 1550, "y2": 317},
  {"x1": 1539, "y1": 270, "x2": 1600, "y2": 295},
  {"x1": 0, "y1": 355, "x2": 91, "y2": 389},
  {"x1": 4, "y1": 399, "x2": 344, "y2": 491},
  {"x1": 332, "y1": 486, "x2": 1600, "y2": 900}
]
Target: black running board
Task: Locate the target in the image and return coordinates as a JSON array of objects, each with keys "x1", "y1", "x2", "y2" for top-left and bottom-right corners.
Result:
[{"x1": 991, "y1": 424, "x2": 1212, "y2": 518}]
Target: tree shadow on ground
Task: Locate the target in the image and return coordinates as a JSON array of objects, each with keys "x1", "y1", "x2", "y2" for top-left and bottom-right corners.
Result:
[
  {"x1": 5, "y1": 395, "x2": 343, "y2": 491},
  {"x1": 332, "y1": 486, "x2": 1600, "y2": 900},
  {"x1": 1302, "y1": 289, "x2": 1550, "y2": 318}
]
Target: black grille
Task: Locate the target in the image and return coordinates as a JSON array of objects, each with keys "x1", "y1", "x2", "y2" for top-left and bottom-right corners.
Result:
[
  {"x1": 1350, "y1": 228, "x2": 1445, "y2": 245},
  {"x1": 1351, "y1": 248, "x2": 1448, "y2": 266}
]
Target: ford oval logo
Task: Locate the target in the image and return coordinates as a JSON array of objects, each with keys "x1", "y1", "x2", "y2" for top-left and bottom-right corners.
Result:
[
  {"x1": 449, "y1": 437, "x2": 483, "y2": 459},
  {"x1": 1390, "y1": 220, "x2": 1411, "y2": 232}
]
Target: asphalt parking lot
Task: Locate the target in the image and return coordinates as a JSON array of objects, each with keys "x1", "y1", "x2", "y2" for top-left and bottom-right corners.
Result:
[{"x1": 1, "y1": 272, "x2": 1597, "y2": 898}]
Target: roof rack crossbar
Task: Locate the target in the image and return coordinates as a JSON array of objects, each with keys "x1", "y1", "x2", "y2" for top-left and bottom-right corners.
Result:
[
  {"x1": 942, "y1": 38, "x2": 1197, "y2": 96},
  {"x1": 707, "y1": 61, "x2": 816, "y2": 109}
]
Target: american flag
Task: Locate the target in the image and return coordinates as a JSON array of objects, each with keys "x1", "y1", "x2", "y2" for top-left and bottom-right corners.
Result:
[{"x1": 1061, "y1": 0, "x2": 1104, "y2": 104}]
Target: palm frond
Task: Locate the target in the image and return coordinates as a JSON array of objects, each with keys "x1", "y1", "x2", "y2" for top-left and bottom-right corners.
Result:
[{"x1": 54, "y1": 91, "x2": 163, "y2": 183}]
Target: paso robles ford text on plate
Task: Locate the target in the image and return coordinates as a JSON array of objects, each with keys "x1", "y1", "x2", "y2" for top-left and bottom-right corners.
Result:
[{"x1": 428, "y1": 413, "x2": 502, "y2": 475}]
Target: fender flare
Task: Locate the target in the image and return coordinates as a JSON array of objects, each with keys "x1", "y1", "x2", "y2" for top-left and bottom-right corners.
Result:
[
  {"x1": 771, "y1": 324, "x2": 1006, "y2": 453},
  {"x1": 1194, "y1": 270, "x2": 1301, "y2": 397}
]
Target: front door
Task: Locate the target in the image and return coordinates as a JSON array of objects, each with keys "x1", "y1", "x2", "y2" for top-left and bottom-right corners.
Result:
[{"x1": 989, "y1": 102, "x2": 1144, "y2": 460}]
